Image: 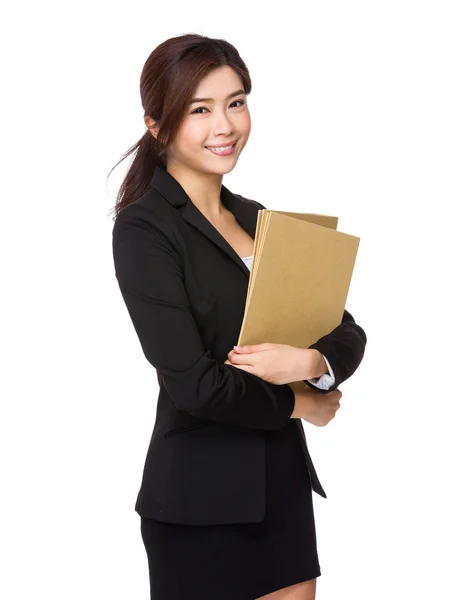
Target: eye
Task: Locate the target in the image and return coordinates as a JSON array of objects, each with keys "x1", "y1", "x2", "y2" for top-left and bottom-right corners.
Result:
[{"x1": 190, "y1": 99, "x2": 245, "y2": 115}]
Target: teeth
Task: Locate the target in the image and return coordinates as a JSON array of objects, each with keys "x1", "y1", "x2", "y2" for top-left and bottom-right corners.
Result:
[{"x1": 207, "y1": 144, "x2": 234, "y2": 152}]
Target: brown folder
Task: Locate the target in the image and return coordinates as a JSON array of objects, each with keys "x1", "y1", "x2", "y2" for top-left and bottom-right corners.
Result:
[{"x1": 237, "y1": 210, "x2": 360, "y2": 386}]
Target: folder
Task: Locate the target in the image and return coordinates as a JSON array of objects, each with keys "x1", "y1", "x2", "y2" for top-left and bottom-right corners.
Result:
[{"x1": 237, "y1": 210, "x2": 360, "y2": 386}]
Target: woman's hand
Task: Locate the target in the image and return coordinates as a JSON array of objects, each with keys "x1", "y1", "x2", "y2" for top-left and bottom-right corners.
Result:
[
  {"x1": 293, "y1": 385, "x2": 342, "y2": 427},
  {"x1": 224, "y1": 343, "x2": 319, "y2": 385}
]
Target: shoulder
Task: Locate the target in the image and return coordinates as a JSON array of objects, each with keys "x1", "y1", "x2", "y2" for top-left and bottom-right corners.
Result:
[
  {"x1": 112, "y1": 188, "x2": 176, "y2": 241},
  {"x1": 112, "y1": 189, "x2": 183, "y2": 266},
  {"x1": 233, "y1": 193, "x2": 267, "y2": 211},
  {"x1": 114, "y1": 187, "x2": 174, "y2": 224}
]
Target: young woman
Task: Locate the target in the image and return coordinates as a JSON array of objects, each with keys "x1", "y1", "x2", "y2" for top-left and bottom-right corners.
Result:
[{"x1": 110, "y1": 33, "x2": 367, "y2": 600}]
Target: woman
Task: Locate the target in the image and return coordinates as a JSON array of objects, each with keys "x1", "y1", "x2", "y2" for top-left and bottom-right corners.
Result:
[{"x1": 110, "y1": 33, "x2": 367, "y2": 600}]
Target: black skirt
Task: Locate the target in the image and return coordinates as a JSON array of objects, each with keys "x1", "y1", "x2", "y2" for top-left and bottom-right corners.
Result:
[{"x1": 140, "y1": 420, "x2": 321, "y2": 600}]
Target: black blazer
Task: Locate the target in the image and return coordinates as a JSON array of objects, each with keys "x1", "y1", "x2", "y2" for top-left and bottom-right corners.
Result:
[{"x1": 112, "y1": 165, "x2": 367, "y2": 526}]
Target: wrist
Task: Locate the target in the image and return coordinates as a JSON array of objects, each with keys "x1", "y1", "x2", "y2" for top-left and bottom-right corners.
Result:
[
  {"x1": 311, "y1": 349, "x2": 329, "y2": 379},
  {"x1": 292, "y1": 348, "x2": 328, "y2": 380},
  {"x1": 290, "y1": 386, "x2": 314, "y2": 419}
]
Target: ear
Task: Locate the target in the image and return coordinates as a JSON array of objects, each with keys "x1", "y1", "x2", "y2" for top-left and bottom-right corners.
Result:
[{"x1": 144, "y1": 115, "x2": 160, "y2": 140}]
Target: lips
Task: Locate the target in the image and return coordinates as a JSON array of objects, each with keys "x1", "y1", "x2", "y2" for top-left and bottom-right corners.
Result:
[{"x1": 205, "y1": 141, "x2": 237, "y2": 149}]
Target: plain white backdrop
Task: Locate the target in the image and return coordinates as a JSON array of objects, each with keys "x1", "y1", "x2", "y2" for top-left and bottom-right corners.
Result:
[{"x1": 2, "y1": 1, "x2": 455, "y2": 598}]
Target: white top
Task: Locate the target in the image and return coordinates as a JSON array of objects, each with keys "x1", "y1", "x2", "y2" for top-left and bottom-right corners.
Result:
[
  {"x1": 241, "y1": 254, "x2": 253, "y2": 269},
  {"x1": 240, "y1": 254, "x2": 335, "y2": 390}
]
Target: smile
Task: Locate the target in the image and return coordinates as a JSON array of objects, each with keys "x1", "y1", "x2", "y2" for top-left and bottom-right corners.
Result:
[{"x1": 205, "y1": 142, "x2": 236, "y2": 156}]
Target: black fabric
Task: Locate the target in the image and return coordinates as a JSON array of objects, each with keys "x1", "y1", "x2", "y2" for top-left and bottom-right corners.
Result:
[
  {"x1": 140, "y1": 420, "x2": 321, "y2": 600},
  {"x1": 112, "y1": 165, "x2": 367, "y2": 524}
]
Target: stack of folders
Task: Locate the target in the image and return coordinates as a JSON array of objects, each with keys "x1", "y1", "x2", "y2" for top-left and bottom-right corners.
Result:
[{"x1": 237, "y1": 210, "x2": 361, "y2": 390}]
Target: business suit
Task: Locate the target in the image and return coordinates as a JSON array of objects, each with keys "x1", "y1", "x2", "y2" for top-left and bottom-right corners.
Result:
[{"x1": 112, "y1": 165, "x2": 367, "y2": 527}]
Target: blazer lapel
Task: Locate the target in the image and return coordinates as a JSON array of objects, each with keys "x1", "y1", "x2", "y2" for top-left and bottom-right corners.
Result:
[{"x1": 149, "y1": 166, "x2": 259, "y2": 281}]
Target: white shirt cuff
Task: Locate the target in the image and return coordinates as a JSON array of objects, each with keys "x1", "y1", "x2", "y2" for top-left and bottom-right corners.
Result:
[{"x1": 307, "y1": 354, "x2": 336, "y2": 390}]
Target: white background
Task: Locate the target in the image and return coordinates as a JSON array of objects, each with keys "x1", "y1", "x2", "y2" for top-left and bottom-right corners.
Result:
[{"x1": 2, "y1": 1, "x2": 455, "y2": 598}]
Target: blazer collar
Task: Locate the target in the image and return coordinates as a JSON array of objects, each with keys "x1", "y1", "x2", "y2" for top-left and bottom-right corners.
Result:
[{"x1": 149, "y1": 165, "x2": 259, "y2": 280}]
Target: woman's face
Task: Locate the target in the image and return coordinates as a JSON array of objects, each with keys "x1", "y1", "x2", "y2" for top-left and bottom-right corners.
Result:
[{"x1": 166, "y1": 66, "x2": 251, "y2": 176}]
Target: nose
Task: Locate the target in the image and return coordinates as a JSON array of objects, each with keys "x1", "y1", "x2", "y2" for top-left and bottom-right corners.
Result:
[{"x1": 212, "y1": 109, "x2": 235, "y2": 136}]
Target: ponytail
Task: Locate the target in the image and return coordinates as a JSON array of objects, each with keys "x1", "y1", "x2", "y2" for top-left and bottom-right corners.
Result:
[{"x1": 108, "y1": 128, "x2": 165, "y2": 220}]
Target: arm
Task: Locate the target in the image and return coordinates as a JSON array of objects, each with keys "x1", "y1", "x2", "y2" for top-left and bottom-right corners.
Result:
[
  {"x1": 303, "y1": 309, "x2": 367, "y2": 394},
  {"x1": 112, "y1": 204, "x2": 295, "y2": 431},
  {"x1": 307, "y1": 353, "x2": 336, "y2": 390}
]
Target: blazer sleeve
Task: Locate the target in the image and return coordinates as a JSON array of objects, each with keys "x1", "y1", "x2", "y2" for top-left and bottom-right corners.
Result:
[
  {"x1": 303, "y1": 309, "x2": 367, "y2": 393},
  {"x1": 307, "y1": 354, "x2": 336, "y2": 389},
  {"x1": 112, "y1": 204, "x2": 295, "y2": 431},
  {"x1": 250, "y1": 197, "x2": 367, "y2": 394}
]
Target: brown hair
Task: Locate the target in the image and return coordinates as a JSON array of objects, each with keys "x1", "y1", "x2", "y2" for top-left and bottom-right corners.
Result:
[{"x1": 107, "y1": 33, "x2": 252, "y2": 220}]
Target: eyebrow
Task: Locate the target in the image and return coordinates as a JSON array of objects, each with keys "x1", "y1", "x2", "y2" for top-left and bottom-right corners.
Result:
[{"x1": 190, "y1": 89, "x2": 246, "y2": 104}]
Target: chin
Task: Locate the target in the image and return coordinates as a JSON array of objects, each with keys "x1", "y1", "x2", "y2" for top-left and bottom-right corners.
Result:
[
  {"x1": 209, "y1": 164, "x2": 237, "y2": 176},
  {"x1": 199, "y1": 159, "x2": 237, "y2": 175}
]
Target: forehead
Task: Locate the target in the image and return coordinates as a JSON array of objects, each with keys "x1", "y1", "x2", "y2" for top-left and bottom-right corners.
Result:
[{"x1": 192, "y1": 66, "x2": 244, "y2": 99}]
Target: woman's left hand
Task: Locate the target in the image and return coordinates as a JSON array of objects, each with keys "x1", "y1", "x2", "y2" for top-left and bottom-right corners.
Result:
[{"x1": 224, "y1": 343, "x2": 316, "y2": 385}]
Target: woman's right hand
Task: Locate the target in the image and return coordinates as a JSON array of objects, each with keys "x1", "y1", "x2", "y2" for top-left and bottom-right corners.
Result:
[{"x1": 289, "y1": 382, "x2": 342, "y2": 426}]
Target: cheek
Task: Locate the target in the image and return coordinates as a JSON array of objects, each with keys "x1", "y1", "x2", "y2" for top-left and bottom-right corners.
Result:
[
  {"x1": 237, "y1": 111, "x2": 251, "y2": 137},
  {"x1": 173, "y1": 123, "x2": 206, "y2": 155}
]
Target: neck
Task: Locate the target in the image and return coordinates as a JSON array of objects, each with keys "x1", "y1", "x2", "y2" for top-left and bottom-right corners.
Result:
[{"x1": 166, "y1": 163, "x2": 226, "y2": 220}]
